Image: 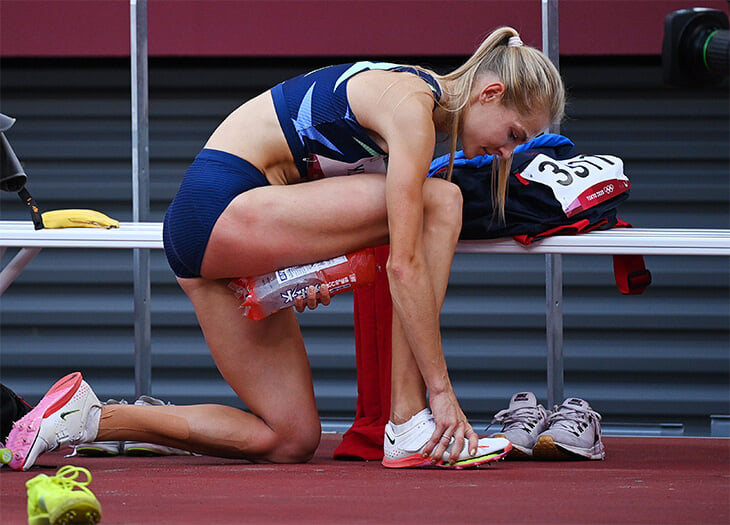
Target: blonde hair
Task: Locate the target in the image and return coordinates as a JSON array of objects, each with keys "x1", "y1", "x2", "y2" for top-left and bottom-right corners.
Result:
[{"x1": 435, "y1": 26, "x2": 565, "y2": 221}]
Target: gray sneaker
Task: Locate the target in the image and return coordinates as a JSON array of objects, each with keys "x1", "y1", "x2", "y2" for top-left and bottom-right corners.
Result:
[
  {"x1": 488, "y1": 392, "x2": 550, "y2": 459},
  {"x1": 122, "y1": 395, "x2": 192, "y2": 456},
  {"x1": 533, "y1": 397, "x2": 605, "y2": 460}
]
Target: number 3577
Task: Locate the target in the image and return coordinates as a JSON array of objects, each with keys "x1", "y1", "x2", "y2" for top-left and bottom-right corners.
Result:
[{"x1": 537, "y1": 155, "x2": 616, "y2": 186}]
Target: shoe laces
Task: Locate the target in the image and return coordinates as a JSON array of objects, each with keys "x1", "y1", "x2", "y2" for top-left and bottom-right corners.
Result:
[
  {"x1": 27, "y1": 465, "x2": 96, "y2": 497},
  {"x1": 546, "y1": 404, "x2": 602, "y2": 437},
  {"x1": 488, "y1": 404, "x2": 548, "y2": 433}
]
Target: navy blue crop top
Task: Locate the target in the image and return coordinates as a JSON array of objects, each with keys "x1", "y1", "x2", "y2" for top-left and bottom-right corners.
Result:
[{"x1": 270, "y1": 61, "x2": 442, "y2": 181}]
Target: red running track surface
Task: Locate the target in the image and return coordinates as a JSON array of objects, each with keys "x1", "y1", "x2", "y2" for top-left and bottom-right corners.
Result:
[{"x1": 1, "y1": 435, "x2": 728, "y2": 524}]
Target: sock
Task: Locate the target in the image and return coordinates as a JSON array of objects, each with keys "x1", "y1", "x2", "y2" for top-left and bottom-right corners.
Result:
[
  {"x1": 83, "y1": 405, "x2": 102, "y2": 443},
  {"x1": 390, "y1": 407, "x2": 431, "y2": 434}
]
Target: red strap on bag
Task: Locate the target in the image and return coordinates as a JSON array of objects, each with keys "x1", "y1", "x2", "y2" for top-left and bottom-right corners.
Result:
[
  {"x1": 515, "y1": 219, "x2": 651, "y2": 295},
  {"x1": 513, "y1": 218, "x2": 613, "y2": 246},
  {"x1": 611, "y1": 220, "x2": 651, "y2": 295},
  {"x1": 613, "y1": 254, "x2": 652, "y2": 295}
]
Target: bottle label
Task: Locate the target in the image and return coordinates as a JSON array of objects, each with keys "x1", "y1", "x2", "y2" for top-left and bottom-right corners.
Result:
[{"x1": 276, "y1": 255, "x2": 349, "y2": 284}]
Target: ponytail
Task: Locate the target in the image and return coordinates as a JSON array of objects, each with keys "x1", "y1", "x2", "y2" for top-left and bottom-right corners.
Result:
[{"x1": 435, "y1": 27, "x2": 565, "y2": 222}]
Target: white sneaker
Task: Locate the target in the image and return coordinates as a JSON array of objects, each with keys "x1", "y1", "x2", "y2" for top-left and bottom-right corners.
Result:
[
  {"x1": 382, "y1": 408, "x2": 512, "y2": 469},
  {"x1": 74, "y1": 399, "x2": 127, "y2": 456},
  {"x1": 6, "y1": 372, "x2": 102, "y2": 471},
  {"x1": 488, "y1": 392, "x2": 550, "y2": 458},
  {"x1": 122, "y1": 395, "x2": 192, "y2": 456},
  {"x1": 533, "y1": 397, "x2": 605, "y2": 460}
]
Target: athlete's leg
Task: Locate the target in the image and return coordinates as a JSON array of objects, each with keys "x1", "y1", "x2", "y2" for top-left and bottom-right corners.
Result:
[
  {"x1": 97, "y1": 279, "x2": 322, "y2": 462},
  {"x1": 98, "y1": 174, "x2": 460, "y2": 463},
  {"x1": 200, "y1": 174, "x2": 391, "y2": 279},
  {"x1": 100, "y1": 175, "x2": 391, "y2": 462},
  {"x1": 389, "y1": 178, "x2": 463, "y2": 423}
]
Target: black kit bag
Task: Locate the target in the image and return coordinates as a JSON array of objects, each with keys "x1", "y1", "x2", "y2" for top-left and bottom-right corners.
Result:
[
  {"x1": 429, "y1": 134, "x2": 651, "y2": 295},
  {"x1": 1, "y1": 384, "x2": 33, "y2": 441}
]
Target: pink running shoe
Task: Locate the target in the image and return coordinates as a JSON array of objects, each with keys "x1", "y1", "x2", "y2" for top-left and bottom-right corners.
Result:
[{"x1": 6, "y1": 372, "x2": 101, "y2": 471}]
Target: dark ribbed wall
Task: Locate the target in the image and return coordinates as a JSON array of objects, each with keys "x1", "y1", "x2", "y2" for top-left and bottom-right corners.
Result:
[{"x1": 1, "y1": 56, "x2": 728, "y2": 435}]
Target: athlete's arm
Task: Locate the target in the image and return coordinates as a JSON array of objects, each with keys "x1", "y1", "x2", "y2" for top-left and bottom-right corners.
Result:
[
  {"x1": 382, "y1": 98, "x2": 449, "y2": 394},
  {"x1": 352, "y1": 74, "x2": 476, "y2": 461}
]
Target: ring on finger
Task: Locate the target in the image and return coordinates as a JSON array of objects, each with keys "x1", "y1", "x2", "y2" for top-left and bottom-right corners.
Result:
[{"x1": 440, "y1": 434, "x2": 451, "y2": 441}]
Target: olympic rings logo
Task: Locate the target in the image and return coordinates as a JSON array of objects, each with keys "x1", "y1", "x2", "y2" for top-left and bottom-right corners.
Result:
[{"x1": 605, "y1": 184, "x2": 615, "y2": 193}]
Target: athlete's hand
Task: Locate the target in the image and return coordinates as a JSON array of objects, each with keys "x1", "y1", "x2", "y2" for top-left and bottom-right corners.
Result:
[
  {"x1": 423, "y1": 390, "x2": 478, "y2": 466},
  {"x1": 294, "y1": 284, "x2": 331, "y2": 312}
]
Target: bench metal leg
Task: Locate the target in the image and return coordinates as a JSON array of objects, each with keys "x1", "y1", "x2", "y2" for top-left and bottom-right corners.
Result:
[
  {"x1": 131, "y1": 0, "x2": 152, "y2": 398},
  {"x1": 546, "y1": 253, "x2": 564, "y2": 408},
  {"x1": 133, "y1": 249, "x2": 152, "y2": 397},
  {"x1": 0, "y1": 247, "x2": 42, "y2": 296},
  {"x1": 542, "y1": 0, "x2": 564, "y2": 408}
]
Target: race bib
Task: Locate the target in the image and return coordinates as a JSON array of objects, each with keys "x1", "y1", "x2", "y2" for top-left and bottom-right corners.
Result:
[
  {"x1": 520, "y1": 154, "x2": 630, "y2": 217},
  {"x1": 306, "y1": 154, "x2": 387, "y2": 180}
]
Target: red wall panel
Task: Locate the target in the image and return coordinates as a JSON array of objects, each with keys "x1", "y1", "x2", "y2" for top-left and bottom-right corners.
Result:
[{"x1": 1, "y1": 0, "x2": 728, "y2": 57}]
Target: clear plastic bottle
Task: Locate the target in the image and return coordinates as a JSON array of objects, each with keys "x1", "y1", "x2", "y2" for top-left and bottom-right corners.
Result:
[{"x1": 229, "y1": 248, "x2": 377, "y2": 320}]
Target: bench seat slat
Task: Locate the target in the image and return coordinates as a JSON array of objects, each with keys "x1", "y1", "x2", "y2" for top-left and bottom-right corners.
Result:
[{"x1": 1, "y1": 221, "x2": 729, "y2": 255}]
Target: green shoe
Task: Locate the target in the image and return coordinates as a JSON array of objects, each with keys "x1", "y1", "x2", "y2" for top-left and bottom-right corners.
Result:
[{"x1": 26, "y1": 465, "x2": 102, "y2": 525}]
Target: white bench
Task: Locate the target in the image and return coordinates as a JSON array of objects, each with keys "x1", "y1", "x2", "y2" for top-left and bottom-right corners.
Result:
[
  {"x1": 2, "y1": 220, "x2": 729, "y2": 405},
  {"x1": 2, "y1": 221, "x2": 726, "y2": 255}
]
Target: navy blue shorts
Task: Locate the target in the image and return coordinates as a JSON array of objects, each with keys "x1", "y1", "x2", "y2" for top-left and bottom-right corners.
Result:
[{"x1": 163, "y1": 149, "x2": 270, "y2": 278}]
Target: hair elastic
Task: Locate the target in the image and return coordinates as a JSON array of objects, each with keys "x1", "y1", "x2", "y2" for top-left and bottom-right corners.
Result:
[{"x1": 507, "y1": 36, "x2": 523, "y2": 47}]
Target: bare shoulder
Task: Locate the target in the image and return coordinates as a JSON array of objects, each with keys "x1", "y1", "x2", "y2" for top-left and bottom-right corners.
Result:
[{"x1": 348, "y1": 70, "x2": 437, "y2": 141}]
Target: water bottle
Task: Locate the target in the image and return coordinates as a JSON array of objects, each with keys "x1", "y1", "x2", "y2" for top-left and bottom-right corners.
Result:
[{"x1": 229, "y1": 247, "x2": 377, "y2": 320}]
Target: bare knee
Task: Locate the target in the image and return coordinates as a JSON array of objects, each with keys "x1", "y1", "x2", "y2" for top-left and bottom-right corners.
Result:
[
  {"x1": 423, "y1": 179, "x2": 463, "y2": 238},
  {"x1": 266, "y1": 419, "x2": 322, "y2": 463}
]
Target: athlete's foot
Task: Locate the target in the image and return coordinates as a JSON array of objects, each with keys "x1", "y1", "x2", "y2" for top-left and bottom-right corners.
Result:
[
  {"x1": 6, "y1": 372, "x2": 102, "y2": 471},
  {"x1": 382, "y1": 408, "x2": 512, "y2": 469}
]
